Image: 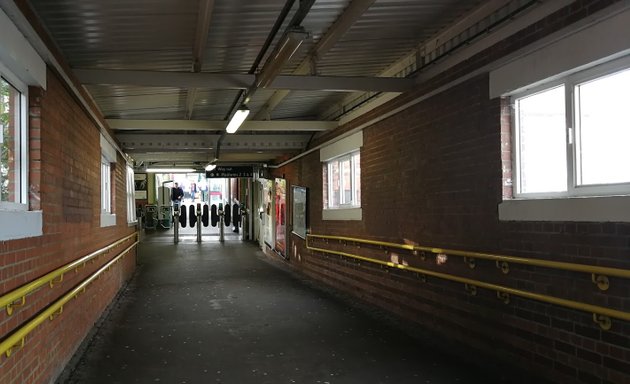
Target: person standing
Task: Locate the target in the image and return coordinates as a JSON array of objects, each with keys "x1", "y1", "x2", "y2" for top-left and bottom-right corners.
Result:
[{"x1": 171, "y1": 182, "x2": 184, "y2": 206}]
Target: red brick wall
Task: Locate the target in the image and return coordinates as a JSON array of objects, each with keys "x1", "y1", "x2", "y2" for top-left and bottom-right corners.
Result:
[
  {"x1": 275, "y1": 1, "x2": 630, "y2": 383},
  {"x1": 0, "y1": 68, "x2": 136, "y2": 384}
]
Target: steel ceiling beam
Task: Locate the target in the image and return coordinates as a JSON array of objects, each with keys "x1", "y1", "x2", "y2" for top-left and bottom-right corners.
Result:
[
  {"x1": 75, "y1": 69, "x2": 253, "y2": 89},
  {"x1": 192, "y1": 0, "x2": 214, "y2": 73},
  {"x1": 107, "y1": 119, "x2": 336, "y2": 132},
  {"x1": 76, "y1": 69, "x2": 412, "y2": 92},
  {"x1": 273, "y1": 75, "x2": 412, "y2": 92},
  {"x1": 130, "y1": 152, "x2": 284, "y2": 165},
  {"x1": 185, "y1": 0, "x2": 215, "y2": 120},
  {"x1": 117, "y1": 133, "x2": 311, "y2": 151}
]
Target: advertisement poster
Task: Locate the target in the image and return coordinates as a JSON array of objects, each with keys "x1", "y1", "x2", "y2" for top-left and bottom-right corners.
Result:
[
  {"x1": 292, "y1": 186, "x2": 307, "y2": 239},
  {"x1": 263, "y1": 179, "x2": 274, "y2": 248},
  {"x1": 134, "y1": 173, "x2": 147, "y2": 200},
  {"x1": 274, "y1": 178, "x2": 286, "y2": 256}
]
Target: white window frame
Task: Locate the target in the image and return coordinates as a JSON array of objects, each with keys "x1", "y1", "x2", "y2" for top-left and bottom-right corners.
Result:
[
  {"x1": 571, "y1": 58, "x2": 630, "y2": 195},
  {"x1": 101, "y1": 157, "x2": 111, "y2": 213},
  {"x1": 100, "y1": 134, "x2": 117, "y2": 227},
  {"x1": 0, "y1": 68, "x2": 28, "y2": 210},
  {"x1": 512, "y1": 56, "x2": 630, "y2": 199},
  {"x1": 126, "y1": 164, "x2": 137, "y2": 224}
]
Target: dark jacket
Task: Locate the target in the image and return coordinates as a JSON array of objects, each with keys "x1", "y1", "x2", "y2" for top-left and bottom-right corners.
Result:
[{"x1": 171, "y1": 187, "x2": 184, "y2": 202}]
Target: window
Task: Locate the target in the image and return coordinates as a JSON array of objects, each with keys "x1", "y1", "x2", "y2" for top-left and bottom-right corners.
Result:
[
  {"x1": 0, "y1": 7, "x2": 46, "y2": 240},
  {"x1": 320, "y1": 131, "x2": 363, "y2": 220},
  {"x1": 491, "y1": 14, "x2": 630, "y2": 222},
  {"x1": 574, "y1": 68, "x2": 630, "y2": 186},
  {"x1": 0, "y1": 75, "x2": 26, "y2": 207},
  {"x1": 101, "y1": 157, "x2": 111, "y2": 213},
  {"x1": 126, "y1": 165, "x2": 136, "y2": 224},
  {"x1": 514, "y1": 85, "x2": 567, "y2": 195},
  {"x1": 325, "y1": 151, "x2": 361, "y2": 209},
  {"x1": 512, "y1": 57, "x2": 630, "y2": 198},
  {"x1": 0, "y1": 65, "x2": 43, "y2": 241},
  {"x1": 100, "y1": 134, "x2": 117, "y2": 227}
]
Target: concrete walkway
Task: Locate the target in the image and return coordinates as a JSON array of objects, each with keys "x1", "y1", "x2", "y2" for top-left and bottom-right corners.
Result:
[{"x1": 59, "y1": 233, "x2": 526, "y2": 384}]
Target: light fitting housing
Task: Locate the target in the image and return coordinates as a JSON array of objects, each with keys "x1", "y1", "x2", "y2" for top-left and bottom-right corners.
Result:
[
  {"x1": 146, "y1": 168, "x2": 196, "y2": 173},
  {"x1": 205, "y1": 163, "x2": 217, "y2": 171},
  {"x1": 226, "y1": 107, "x2": 250, "y2": 134}
]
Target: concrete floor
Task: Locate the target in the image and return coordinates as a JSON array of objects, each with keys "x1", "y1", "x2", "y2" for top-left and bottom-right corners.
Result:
[{"x1": 59, "y1": 232, "x2": 531, "y2": 384}]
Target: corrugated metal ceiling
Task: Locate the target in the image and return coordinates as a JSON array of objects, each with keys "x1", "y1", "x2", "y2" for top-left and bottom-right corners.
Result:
[{"x1": 27, "y1": 0, "x2": 489, "y2": 166}]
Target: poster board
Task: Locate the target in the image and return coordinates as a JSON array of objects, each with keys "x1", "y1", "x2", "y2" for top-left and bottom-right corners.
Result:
[
  {"x1": 134, "y1": 173, "x2": 147, "y2": 199},
  {"x1": 291, "y1": 186, "x2": 307, "y2": 239},
  {"x1": 263, "y1": 179, "x2": 274, "y2": 248},
  {"x1": 274, "y1": 178, "x2": 286, "y2": 256}
]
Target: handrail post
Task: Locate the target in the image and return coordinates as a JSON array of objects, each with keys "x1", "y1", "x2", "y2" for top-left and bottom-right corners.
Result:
[
  {"x1": 196, "y1": 203, "x2": 202, "y2": 243},
  {"x1": 219, "y1": 206, "x2": 224, "y2": 243},
  {"x1": 241, "y1": 204, "x2": 248, "y2": 241},
  {"x1": 173, "y1": 205, "x2": 179, "y2": 244}
]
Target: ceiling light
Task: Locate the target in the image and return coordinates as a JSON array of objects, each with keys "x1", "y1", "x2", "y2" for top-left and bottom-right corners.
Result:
[
  {"x1": 146, "y1": 168, "x2": 196, "y2": 173},
  {"x1": 226, "y1": 107, "x2": 250, "y2": 134},
  {"x1": 256, "y1": 27, "x2": 308, "y2": 88},
  {"x1": 205, "y1": 163, "x2": 217, "y2": 171}
]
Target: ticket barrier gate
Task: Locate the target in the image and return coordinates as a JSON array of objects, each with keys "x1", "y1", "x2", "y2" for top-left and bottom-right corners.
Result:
[
  {"x1": 172, "y1": 203, "x2": 246, "y2": 243},
  {"x1": 144, "y1": 205, "x2": 158, "y2": 230},
  {"x1": 159, "y1": 206, "x2": 172, "y2": 229}
]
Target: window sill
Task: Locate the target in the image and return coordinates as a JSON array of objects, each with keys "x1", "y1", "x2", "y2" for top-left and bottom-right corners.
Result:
[
  {"x1": 499, "y1": 195, "x2": 630, "y2": 222},
  {"x1": 100, "y1": 213, "x2": 117, "y2": 227},
  {"x1": 322, "y1": 207, "x2": 362, "y2": 221},
  {"x1": 0, "y1": 209, "x2": 43, "y2": 241}
]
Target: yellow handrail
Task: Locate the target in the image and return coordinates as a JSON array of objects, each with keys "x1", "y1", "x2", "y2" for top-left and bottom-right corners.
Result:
[
  {"x1": 306, "y1": 234, "x2": 630, "y2": 279},
  {"x1": 307, "y1": 234, "x2": 415, "y2": 251},
  {"x1": 0, "y1": 232, "x2": 137, "y2": 315},
  {"x1": 305, "y1": 243, "x2": 630, "y2": 326},
  {"x1": 0, "y1": 241, "x2": 138, "y2": 358}
]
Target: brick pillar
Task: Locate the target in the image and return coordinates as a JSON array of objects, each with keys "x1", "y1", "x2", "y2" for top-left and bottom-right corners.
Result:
[
  {"x1": 29, "y1": 86, "x2": 44, "y2": 210},
  {"x1": 500, "y1": 97, "x2": 513, "y2": 199},
  {"x1": 110, "y1": 162, "x2": 116, "y2": 214}
]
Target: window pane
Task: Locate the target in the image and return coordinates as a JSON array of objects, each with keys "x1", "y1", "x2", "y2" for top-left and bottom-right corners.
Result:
[
  {"x1": 324, "y1": 151, "x2": 361, "y2": 210},
  {"x1": 329, "y1": 161, "x2": 340, "y2": 208},
  {"x1": 0, "y1": 78, "x2": 21, "y2": 203},
  {"x1": 517, "y1": 85, "x2": 567, "y2": 193},
  {"x1": 101, "y1": 160, "x2": 111, "y2": 212},
  {"x1": 576, "y1": 68, "x2": 630, "y2": 185},
  {"x1": 353, "y1": 152, "x2": 361, "y2": 205},
  {"x1": 341, "y1": 157, "x2": 351, "y2": 204},
  {"x1": 126, "y1": 166, "x2": 136, "y2": 222}
]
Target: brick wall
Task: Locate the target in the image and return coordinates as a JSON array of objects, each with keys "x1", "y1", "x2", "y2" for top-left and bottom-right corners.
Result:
[
  {"x1": 0, "y1": 68, "x2": 136, "y2": 384},
  {"x1": 274, "y1": 1, "x2": 630, "y2": 383}
]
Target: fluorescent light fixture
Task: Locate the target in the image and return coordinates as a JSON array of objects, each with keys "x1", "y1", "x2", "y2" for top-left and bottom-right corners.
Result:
[
  {"x1": 256, "y1": 28, "x2": 308, "y2": 88},
  {"x1": 226, "y1": 107, "x2": 250, "y2": 134},
  {"x1": 205, "y1": 163, "x2": 217, "y2": 171},
  {"x1": 146, "y1": 168, "x2": 196, "y2": 173}
]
